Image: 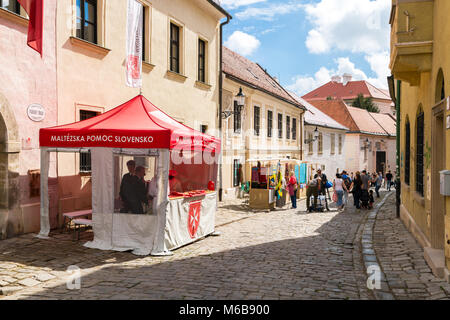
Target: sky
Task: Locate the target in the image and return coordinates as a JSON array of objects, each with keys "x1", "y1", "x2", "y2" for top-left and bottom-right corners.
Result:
[{"x1": 219, "y1": 0, "x2": 391, "y2": 96}]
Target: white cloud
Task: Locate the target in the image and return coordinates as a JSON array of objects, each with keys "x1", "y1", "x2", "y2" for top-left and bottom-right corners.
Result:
[
  {"x1": 235, "y1": 3, "x2": 304, "y2": 21},
  {"x1": 220, "y1": 0, "x2": 266, "y2": 10},
  {"x1": 224, "y1": 31, "x2": 261, "y2": 56},
  {"x1": 304, "y1": 0, "x2": 390, "y2": 55},
  {"x1": 287, "y1": 56, "x2": 389, "y2": 96}
]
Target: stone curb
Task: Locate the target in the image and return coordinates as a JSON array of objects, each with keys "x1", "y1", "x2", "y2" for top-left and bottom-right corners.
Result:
[{"x1": 361, "y1": 191, "x2": 395, "y2": 300}]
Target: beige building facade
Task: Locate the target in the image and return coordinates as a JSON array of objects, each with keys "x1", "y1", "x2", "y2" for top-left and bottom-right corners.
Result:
[{"x1": 221, "y1": 47, "x2": 305, "y2": 199}]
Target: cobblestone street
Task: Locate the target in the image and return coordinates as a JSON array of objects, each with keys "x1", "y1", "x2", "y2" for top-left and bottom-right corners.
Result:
[{"x1": 0, "y1": 190, "x2": 449, "y2": 300}]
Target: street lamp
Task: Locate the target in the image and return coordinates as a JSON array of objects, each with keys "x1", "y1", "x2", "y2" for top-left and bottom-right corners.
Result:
[
  {"x1": 221, "y1": 87, "x2": 246, "y2": 119},
  {"x1": 304, "y1": 127, "x2": 319, "y2": 144}
]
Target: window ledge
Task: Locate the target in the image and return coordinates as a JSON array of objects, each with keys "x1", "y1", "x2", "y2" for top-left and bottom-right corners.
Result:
[
  {"x1": 195, "y1": 81, "x2": 212, "y2": 91},
  {"x1": 69, "y1": 36, "x2": 111, "y2": 56},
  {"x1": 79, "y1": 172, "x2": 92, "y2": 177},
  {"x1": 0, "y1": 7, "x2": 28, "y2": 27},
  {"x1": 166, "y1": 70, "x2": 187, "y2": 83},
  {"x1": 142, "y1": 61, "x2": 155, "y2": 73}
]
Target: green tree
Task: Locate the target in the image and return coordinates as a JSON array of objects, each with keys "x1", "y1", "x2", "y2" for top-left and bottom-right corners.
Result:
[
  {"x1": 326, "y1": 96, "x2": 333, "y2": 100},
  {"x1": 351, "y1": 93, "x2": 379, "y2": 113}
]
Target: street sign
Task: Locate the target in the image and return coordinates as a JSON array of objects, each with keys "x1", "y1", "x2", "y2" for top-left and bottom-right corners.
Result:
[{"x1": 27, "y1": 104, "x2": 45, "y2": 122}]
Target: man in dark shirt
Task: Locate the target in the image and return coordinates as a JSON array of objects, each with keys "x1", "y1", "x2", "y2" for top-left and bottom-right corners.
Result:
[
  {"x1": 386, "y1": 170, "x2": 393, "y2": 191},
  {"x1": 131, "y1": 166, "x2": 148, "y2": 214},
  {"x1": 119, "y1": 160, "x2": 138, "y2": 213}
]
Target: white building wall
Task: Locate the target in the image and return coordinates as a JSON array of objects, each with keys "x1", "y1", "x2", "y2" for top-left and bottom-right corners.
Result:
[{"x1": 303, "y1": 125, "x2": 347, "y2": 179}]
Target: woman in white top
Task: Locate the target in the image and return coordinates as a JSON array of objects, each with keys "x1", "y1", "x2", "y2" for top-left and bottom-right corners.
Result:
[{"x1": 333, "y1": 173, "x2": 348, "y2": 210}]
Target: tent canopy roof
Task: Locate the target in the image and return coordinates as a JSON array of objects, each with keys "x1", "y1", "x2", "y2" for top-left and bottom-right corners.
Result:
[{"x1": 40, "y1": 95, "x2": 220, "y2": 152}]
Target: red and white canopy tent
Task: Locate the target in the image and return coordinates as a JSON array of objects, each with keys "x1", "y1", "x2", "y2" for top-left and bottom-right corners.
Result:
[{"x1": 38, "y1": 95, "x2": 220, "y2": 255}]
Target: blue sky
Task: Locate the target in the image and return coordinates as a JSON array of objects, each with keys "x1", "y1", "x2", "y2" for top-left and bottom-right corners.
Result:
[{"x1": 220, "y1": 0, "x2": 391, "y2": 95}]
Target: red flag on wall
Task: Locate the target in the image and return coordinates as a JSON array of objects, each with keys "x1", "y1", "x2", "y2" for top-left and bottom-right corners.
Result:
[{"x1": 17, "y1": 0, "x2": 44, "y2": 56}]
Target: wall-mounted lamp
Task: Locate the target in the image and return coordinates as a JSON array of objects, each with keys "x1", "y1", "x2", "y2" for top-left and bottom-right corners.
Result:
[
  {"x1": 221, "y1": 87, "x2": 246, "y2": 119},
  {"x1": 304, "y1": 127, "x2": 319, "y2": 144}
]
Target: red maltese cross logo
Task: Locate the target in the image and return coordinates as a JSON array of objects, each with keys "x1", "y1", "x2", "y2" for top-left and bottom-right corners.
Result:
[{"x1": 188, "y1": 201, "x2": 201, "y2": 238}]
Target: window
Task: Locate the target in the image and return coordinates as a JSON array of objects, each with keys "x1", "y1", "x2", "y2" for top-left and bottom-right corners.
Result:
[
  {"x1": 416, "y1": 111, "x2": 424, "y2": 196},
  {"x1": 405, "y1": 118, "x2": 410, "y2": 185},
  {"x1": 254, "y1": 106, "x2": 260, "y2": 136},
  {"x1": 0, "y1": 0, "x2": 20, "y2": 14},
  {"x1": 308, "y1": 132, "x2": 313, "y2": 154},
  {"x1": 278, "y1": 113, "x2": 283, "y2": 139},
  {"x1": 79, "y1": 110, "x2": 98, "y2": 172},
  {"x1": 198, "y1": 39, "x2": 206, "y2": 83},
  {"x1": 286, "y1": 116, "x2": 291, "y2": 140},
  {"x1": 233, "y1": 159, "x2": 240, "y2": 187},
  {"x1": 170, "y1": 23, "x2": 180, "y2": 73},
  {"x1": 76, "y1": 0, "x2": 97, "y2": 44},
  {"x1": 318, "y1": 132, "x2": 323, "y2": 154},
  {"x1": 200, "y1": 125, "x2": 207, "y2": 134},
  {"x1": 267, "y1": 110, "x2": 273, "y2": 138},
  {"x1": 292, "y1": 118, "x2": 297, "y2": 140},
  {"x1": 338, "y1": 135, "x2": 342, "y2": 154},
  {"x1": 330, "y1": 133, "x2": 335, "y2": 155},
  {"x1": 233, "y1": 101, "x2": 241, "y2": 134}
]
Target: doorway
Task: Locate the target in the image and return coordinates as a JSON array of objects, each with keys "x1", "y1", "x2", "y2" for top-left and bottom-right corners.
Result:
[
  {"x1": 431, "y1": 104, "x2": 445, "y2": 249},
  {"x1": 376, "y1": 151, "x2": 386, "y2": 174}
]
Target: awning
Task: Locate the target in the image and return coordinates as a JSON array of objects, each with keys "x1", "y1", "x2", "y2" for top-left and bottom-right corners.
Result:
[{"x1": 39, "y1": 95, "x2": 221, "y2": 152}]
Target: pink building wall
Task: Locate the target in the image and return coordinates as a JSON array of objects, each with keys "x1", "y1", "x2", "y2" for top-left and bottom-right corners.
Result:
[{"x1": 0, "y1": 3, "x2": 57, "y2": 237}]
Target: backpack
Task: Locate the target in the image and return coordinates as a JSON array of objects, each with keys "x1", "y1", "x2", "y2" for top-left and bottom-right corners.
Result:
[{"x1": 344, "y1": 177, "x2": 352, "y2": 190}]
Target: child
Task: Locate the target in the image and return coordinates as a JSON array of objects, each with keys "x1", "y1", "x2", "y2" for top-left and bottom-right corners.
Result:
[{"x1": 368, "y1": 190, "x2": 375, "y2": 209}]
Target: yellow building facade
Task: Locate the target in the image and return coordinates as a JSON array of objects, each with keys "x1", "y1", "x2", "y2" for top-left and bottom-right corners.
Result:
[
  {"x1": 221, "y1": 47, "x2": 305, "y2": 199},
  {"x1": 390, "y1": 0, "x2": 450, "y2": 281}
]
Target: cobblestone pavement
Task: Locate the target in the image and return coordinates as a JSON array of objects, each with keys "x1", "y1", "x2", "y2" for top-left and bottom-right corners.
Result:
[
  {"x1": 0, "y1": 190, "x2": 448, "y2": 300},
  {"x1": 373, "y1": 194, "x2": 450, "y2": 300}
]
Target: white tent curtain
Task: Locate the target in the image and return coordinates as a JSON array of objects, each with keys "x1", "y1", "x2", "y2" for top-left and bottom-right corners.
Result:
[{"x1": 37, "y1": 148, "x2": 50, "y2": 239}]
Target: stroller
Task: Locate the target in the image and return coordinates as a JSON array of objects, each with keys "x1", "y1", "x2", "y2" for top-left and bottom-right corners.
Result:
[
  {"x1": 360, "y1": 189, "x2": 370, "y2": 209},
  {"x1": 308, "y1": 195, "x2": 326, "y2": 212}
]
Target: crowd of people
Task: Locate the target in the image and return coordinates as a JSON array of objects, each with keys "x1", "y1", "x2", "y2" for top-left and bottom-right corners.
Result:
[{"x1": 297, "y1": 168, "x2": 396, "y2": 212}]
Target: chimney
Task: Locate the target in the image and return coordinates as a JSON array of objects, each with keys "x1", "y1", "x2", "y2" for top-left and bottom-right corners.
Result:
[
  {"x1": 331, "y1": 75, "x2": 342, "y2": 83},
  {"x1": 342, "y1": 73, "x2": 352, "y2": 85}
]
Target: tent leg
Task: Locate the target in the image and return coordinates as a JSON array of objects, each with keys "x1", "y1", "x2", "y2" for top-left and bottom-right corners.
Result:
[{"x1": 36, "y1": 148, "x2": 51, "y2": 239}]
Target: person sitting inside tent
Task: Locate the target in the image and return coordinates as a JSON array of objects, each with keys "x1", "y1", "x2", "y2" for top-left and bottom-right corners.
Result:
[
  {"x1": 169, "y1": 169, "x2": 183, "y2": 194},
  {"x1": 119, "y1": 160, "x2": 138, "y2": 213}
]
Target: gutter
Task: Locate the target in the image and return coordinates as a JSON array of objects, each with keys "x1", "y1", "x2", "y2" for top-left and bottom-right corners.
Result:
[{"x1": 218, "y1": 12, "x2": 232, "y2": 202}]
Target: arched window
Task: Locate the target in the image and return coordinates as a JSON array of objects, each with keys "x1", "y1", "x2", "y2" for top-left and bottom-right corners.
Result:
[
  {"x1": 416, "y1": 109, "x2": 424, "y2": 196},
  {"x1": 405, "y1": 117, "x2": 410, "y2": 185},
  {"x1": 436, "y1": 69, "x2": 445, "y2": 103}
]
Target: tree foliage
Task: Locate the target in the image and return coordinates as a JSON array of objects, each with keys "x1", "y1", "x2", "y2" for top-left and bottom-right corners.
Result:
[{"x1": 351, "y1": 93, "x2": 379, "y2": 113}]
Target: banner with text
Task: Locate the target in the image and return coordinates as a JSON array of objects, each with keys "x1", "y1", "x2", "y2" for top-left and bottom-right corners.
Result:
[{"x1": 126, "y1": 0, "x2": 143, "y2": 88}]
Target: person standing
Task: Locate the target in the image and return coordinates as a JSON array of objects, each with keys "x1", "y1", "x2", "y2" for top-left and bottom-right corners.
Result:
[
  {"x1": 333, "y1": 173, "x2": 348, "y2": 211},
  {"x1": 341, "y1": 170, "x2": 352, "y2": 206},
  {"x1": 306, "y1": 175, "x2": 321, "y2": 212},
  {"x1": 351, "y1": 172, "x2": 363, "y2": 210},
  {"x1": 386, "y1": 170, "x2": 393, "y2": 191},
  {"x1": 287, "y1": 171, "x2": 298, "y2": 209},
  {"x1": 314, "y1": 168, "x2": 330, "y2": 211},
  {"x1": 119, "y1": 160, "x2": 138, "y2": 213},
  {"x1": 375, "y1": 172, "x2": 383, "y2": 198}
]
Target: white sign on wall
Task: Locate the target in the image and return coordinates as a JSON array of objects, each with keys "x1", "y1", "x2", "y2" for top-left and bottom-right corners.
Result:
[{"x1": 27, "y1": 104, "x2": 45, "y2": 122}]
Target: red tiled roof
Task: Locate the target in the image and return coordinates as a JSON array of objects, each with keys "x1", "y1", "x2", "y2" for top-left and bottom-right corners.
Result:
[
  {"x1": 307, "y1": 100, "x2": 396, "y2": 137},
  {"x1": 302, "y1": 80, "x2": 391, "y2": 101},
  {"x1": 222, "y1": 47, "x2": 302, "y2": 108},
  {"x1": 307, "y1": 100, "x2": 359, "y2": 132}
]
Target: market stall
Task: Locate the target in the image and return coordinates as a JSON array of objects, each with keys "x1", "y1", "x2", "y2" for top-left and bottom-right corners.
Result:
[
  {"x1": 37, "y1": 95, "x2": 220, "y2": 256},
  {"x1": 247, "y1": 158, "x2": 306, "y2": 210}
]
